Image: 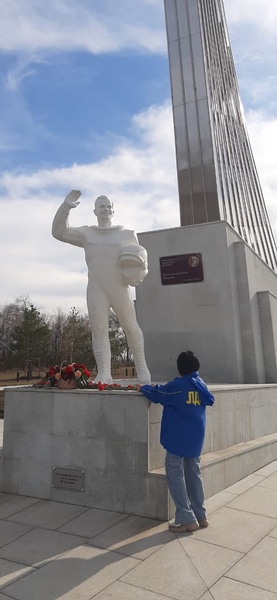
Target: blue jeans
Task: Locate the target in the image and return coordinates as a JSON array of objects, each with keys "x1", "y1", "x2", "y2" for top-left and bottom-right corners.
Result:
[{"x1": 165, "y1": 451, "x2": 206, "y2": 524}]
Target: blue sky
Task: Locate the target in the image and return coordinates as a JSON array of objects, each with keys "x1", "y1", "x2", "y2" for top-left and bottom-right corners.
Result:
[{"x1": 0, "y1": 0, "x2": 277, "y2": 314}]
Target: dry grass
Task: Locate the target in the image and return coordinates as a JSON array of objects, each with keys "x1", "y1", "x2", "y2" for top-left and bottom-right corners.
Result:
[{"x1": 0, "y1": 371, "x2": 41, "y2": 386}]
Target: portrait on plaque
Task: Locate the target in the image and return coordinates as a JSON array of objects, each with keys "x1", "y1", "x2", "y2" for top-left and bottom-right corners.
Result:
[{"x1": 160, "y1": 253, "x2": 204, "y2": 285}]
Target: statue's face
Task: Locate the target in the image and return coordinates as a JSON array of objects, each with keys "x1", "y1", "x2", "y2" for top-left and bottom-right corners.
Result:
[{"x1": 94, "y1": 196, "x2": 114, "y2": 219}]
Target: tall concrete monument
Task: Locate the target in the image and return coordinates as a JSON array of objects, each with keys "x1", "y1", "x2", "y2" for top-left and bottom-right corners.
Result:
[
  {"x1": 164, "y1": 0, "x2": 277, "y2": 271},
  {"x1": 136, "y1": 0, "x2": 277, "y2": 384}
]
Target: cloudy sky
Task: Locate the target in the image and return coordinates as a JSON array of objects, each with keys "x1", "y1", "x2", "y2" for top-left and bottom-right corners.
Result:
[{"x1": 0, "y1": 0, "x2": 276, "y2": 315}]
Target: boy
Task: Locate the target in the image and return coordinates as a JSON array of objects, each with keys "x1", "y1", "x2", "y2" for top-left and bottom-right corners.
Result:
[{"x1": 137, "y1": 350, "x2": 214, "y2": 533}]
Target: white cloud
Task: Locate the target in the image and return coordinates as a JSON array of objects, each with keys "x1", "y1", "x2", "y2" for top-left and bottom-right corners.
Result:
[
  {"x1": 246, "y1": 110, "x2": 277, "y2": 235},
  {"x1": 0, "y1": 102, "x2": 178, "y2": 313},
  {"x1": 225, "y1": 0, "x2": 277, "y2": 30},
  {"x1": 0, "y1": 2, "x2": 277, "y2": 315},
  {"x1": 0, "y1": 0, "x2": 166, "y2": 55},
  {"x1": 1, "y1": 101, "x2": 276, "y2": 314}
]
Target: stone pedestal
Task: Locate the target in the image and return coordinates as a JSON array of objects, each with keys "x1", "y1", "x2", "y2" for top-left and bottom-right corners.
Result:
[
  {"x1": 0, "y1": 387, "x2": 170, "y2": 520},
  {"x1": 137, "y1": 221, "x2": 277, "y2": 384},
  {"x1": 1, "y1": 384, "x2": 277, "y2": 520}
]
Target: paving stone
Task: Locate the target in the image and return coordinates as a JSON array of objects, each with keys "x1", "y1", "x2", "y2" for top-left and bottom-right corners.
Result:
[
  {"x1": 258, "y1": 472, "x2": 277, "y2": 491},
  {"x1": 0, "y1": 520, "x2": 33, "y2": 548},
  {"x1": 0, "y1": 558, "x2": 33, "y2": 590},
  {"x1": 224, "y1": 474, "x2": 265, "y2": 495},
  {"x1": 228, "y1": 485, "x2": 277, "y2": 519},
  {"x1": 0, "y1": 494, "x2": 40, "y2": 520},
  {"x1": 58, "y1": 507, "x2": 128, "y2": 538},
  {"x1": 255, "y1": 461, "x2": 277, "y2": 477},
  {"x1": 227, "y1": 536, "x2": 277, "y2": 594},
  {"x1": 88, "y1": 515, "x2": 174, "y2": 559},
  {"x1": 210, "y1": 577, "x2": 277, "y2": 599},
  {"x1": 178, "y1": 537, "x2": 243, "y2": 587},
  {"x1": 0, "y1": 528, "x2": 86, "y2": 566},
  {"x1": 121, "y1": 538, "x2": 207, "y2": 600},
  {"x1": 2, "y1": 544, "x2": 140, "y2": 600},
  {"x1": 192, "y1": 506, "x2": 276, "y2": 553},
  {"x1": 7, "y1": 499, "x2": 88, "y2": 530},
  {"x1": 93, "y1": 580, "x2": 177, "y2": 599},
  {"x1": 205, "y1": 490, "x2": 237, "y2": 515}
]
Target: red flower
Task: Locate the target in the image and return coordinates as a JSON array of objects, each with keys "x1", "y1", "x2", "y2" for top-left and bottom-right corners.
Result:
[
  {"x1": 98, "y1": 382, "x2": 105, "y2": 391},
  {"x1": 63, "y1": 365, "x2": 74, "y2": 373}
]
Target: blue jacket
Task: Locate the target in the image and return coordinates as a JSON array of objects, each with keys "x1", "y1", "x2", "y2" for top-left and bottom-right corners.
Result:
[{"x1": 140, "y1": 372, "x2": 214, "y2": 458}]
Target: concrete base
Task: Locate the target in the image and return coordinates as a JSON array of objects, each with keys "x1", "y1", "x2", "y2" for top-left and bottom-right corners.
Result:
[
  {"x1": 1, "y1": 383, "x2": 277, "y2": 520},
  {"x1": 137, "y1": 221, "x2": 277, "y2": 383}
]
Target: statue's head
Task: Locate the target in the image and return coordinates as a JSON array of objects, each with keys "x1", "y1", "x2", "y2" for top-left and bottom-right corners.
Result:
[{"x1": 94, "y1": 195, "x2": 114, "y2": 222}]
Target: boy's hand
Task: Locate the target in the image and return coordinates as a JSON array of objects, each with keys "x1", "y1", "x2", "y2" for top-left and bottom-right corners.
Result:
[{"x1": 136, "y1": 384, "x2": 142, "y2": 391}]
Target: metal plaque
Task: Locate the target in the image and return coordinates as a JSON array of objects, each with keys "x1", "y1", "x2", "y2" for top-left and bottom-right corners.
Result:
[
  {"x1": 160, "y1": 253, "x2": 204, "y2": 285},
  {"x1": 52, "y1": 467, "x2": 85, "y2": 492}
]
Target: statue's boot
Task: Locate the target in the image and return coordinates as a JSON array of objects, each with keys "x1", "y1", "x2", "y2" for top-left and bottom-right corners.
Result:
[
  {"x1": 131, "y1": 343, "x2": 151, "y2": 384},
  {"x1": 93, "y1": 347, "x2": 113, "y2": 384}
]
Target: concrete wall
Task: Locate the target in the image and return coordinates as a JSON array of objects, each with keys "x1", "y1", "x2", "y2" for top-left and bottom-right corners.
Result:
[
  {"x1": 258, "y1": 291, "x2": 277, "y2": 382},
  {"x1": 0, "y1": 387, "x2": 169, "y2": 521},
  {"x1": 1, "y1": 385, "x2": 277, "y2": 520},
  {"x1": 137, "y1": 221, "x2": 277, "y2": 383}
]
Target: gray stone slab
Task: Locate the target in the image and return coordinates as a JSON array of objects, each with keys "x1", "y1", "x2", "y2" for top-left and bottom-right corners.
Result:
[
  {"x1": 228, "y1": 485, "x2": 277, "y2": 519},
  {"x1": 258, "y1": 471, "x2": 277, "y2": 491},
  {"x1": 255, "y1": 461, "x2": 277, "y2": 476},
  {"x1": 58, "y1": 508, "x2": 128, "y2": 538},
  {"x1": 268, "y1": 525, "x2": 277, "y2": 539},
  {"x1": 7, "y1": 500, "x2": 88, "y2": 530},
  {"x1": 0, "y1": 458, "x2": 20, "y2": 494},
  {"x1": 121, "y1": 539, "x2": 207, "y2": 600},
  {"x1": 205, "y1": 490, "x2": 237, "y2": 514},
  {"x1": 3, "y1": 544, "x2": 140, "y2": 600},
  {"x1": 93, "y1": 581, "x2": 179, "y2": 599},
  {"x1": 18, "y1": 460, "x2": 51, "y2": 499},
  {"x1": 0, "y1": 494, "x2": 40, "y2": 519},
  {"x1": 210, "y1": 577, "x2": 277, "y2": 600},
  {"x1": 224, "y1": 473, "x2": 265, "y2": 495},
  {"x1": 0, "y1": 528, "x2": 86, "y2": 566},
  {"x1": 0, "y1": 559, "x2": 33, "y2": 590},
  {"x1": 88, "y1": 515, "x2": 174, "y2": 559},
  {"x1": 178, "y1": 537, "x2": 243, "y2": 588},
  {"x1": 227, "y1": 536, "x2": 277, "y2": 594},
  {"x1": 192, "y1": 507, "x2": 276, "y2": 553},
  {"x1": 0, "y1": 520, "x2": 33, "y2": 548}
]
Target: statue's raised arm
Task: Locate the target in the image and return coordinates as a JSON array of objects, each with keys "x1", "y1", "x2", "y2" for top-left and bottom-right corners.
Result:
[{"x1": 52, "y1": 190, "x2": 85, "y2": 248}]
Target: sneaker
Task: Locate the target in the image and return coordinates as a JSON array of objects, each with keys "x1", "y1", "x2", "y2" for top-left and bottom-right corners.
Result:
[
  {"x1": 198, "y1": 519, "x2": 209, "y2": 528},
  {"x1": 168, "y1": 521, "x2": 199, "y2": 533}
]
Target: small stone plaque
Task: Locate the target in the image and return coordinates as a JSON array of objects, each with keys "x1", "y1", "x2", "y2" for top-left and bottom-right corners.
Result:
[
  {"x1": 160, "y1": 253, "x2": 204, "y2": 285},
  {"x1": 52, "y1": 467, "x2": 85, "y2": 492}
]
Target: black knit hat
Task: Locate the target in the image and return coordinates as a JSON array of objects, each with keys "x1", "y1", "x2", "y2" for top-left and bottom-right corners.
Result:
[{"x1": 177, "y1": 351, "x2": 200, "y2": 375}]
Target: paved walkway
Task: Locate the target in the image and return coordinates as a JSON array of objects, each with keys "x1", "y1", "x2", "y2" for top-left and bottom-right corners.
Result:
[{"x1": 0, "y1": 462, "x2": 276, "y2": 599}]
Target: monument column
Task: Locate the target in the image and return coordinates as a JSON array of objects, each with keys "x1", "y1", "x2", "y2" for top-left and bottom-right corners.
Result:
[
  {"x1": 136, "y1": 0, "x2": 277, "y2": 384},
  {"x1": 164, "y1": 0, "x2": 277, "y2": 271}
]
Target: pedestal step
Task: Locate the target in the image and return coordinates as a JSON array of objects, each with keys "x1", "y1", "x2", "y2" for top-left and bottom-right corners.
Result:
[{"x1": 149, "y1": 432, "x2": 277, "y2": 502}]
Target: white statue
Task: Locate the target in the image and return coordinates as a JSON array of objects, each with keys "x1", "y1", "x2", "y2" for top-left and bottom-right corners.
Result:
[{"x1": 52, "y1": 190, "x2": 151, "y2": 384}]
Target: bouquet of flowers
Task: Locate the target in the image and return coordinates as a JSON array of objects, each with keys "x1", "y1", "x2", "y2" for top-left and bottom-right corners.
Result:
[
  {"x1": 32, "y1": 363, "x2": 137, "y2": 391},
  {"x1": 34, "y1": 362, "x2": 91, "y2": 389}
]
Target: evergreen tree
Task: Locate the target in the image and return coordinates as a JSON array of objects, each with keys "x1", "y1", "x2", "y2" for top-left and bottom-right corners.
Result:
[{"x1": 12, "y1": 304, "x2": 51, "y2": 371}]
